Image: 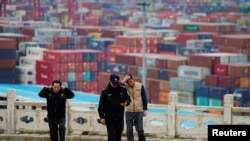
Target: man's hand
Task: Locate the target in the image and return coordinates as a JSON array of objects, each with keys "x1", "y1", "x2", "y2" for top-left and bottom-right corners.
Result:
[
  {"x1": 100, "y1": 118, "x2": 106, "y2": 125},
  {"x1": 143, "y1": 110, "x2": 148, "y2": 117},
  {"x1": 121, "y1": 101, "x2": 127, "y2": 106},
  {"x1": 121, "y1": 75, "x2": 131, "y2": 83}
]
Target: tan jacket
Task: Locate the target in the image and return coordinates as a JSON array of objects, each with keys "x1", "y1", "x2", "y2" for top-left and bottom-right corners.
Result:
[{"x1": 125, "y1": 82, "x2": 144, "y2": 112}]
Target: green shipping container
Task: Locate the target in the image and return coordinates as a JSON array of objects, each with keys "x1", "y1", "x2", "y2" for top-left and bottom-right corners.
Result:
[
  {"x1": 183, "y1": 24, "x2": 199, "y2": 32},
  {"x1": 196, "y1": 97, "x2": 209, "y2": 106},
  {"x1": 68, "y1": 72, "x2": 76, "y2": 82},
  {"x1": 240, "y1": 5, "x2": 249, "y2": 13},
  {"x1": 82, "y1": 71, "x2": 91, "y2": 81},
  {"x1": 209, "y1": 98, "x2": 222, "y2": 106}
]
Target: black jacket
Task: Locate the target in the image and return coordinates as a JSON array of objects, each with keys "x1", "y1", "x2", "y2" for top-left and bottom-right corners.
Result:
[
  {"x1": 98, "y1": 83, "x2": 131, "y2": 119},
  {"x1": 38, "y1": 87, "x2": 74, "y2": 120}
]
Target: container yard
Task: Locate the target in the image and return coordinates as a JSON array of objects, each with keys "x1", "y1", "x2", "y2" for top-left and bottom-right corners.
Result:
[{"x1": 0, "y1": 0, "x2": 250, "y2": 113}]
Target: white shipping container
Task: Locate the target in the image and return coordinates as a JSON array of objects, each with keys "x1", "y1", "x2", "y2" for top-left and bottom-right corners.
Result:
[
  {"x1": 197, "y1": 53, "x2": 248, "y2": 64},
  {"x1": 19, "y1": 56, "x2": 41, "y2": 67},
  {"x1": 171, "y1": 90, "x2": 194, "y2": 105},
  {"x1": 16, "y1": 65, "x2": 36, "y2": 78},
  {"x1": 34, "y1": 28, "x2": 72, "y2": 37},
  {"x1": 178, "y1": 65, "x2": 211, "y2": 80},
  {"x1": 186, "y1": 39, "x2": 212, "y2": 49},
  {"x1": 32, "y1": 36, "x2": 54, "y2": 43},
  {"x1": 16, "y1": 76, "x2": 36, "y2": 85},
  {"x1": 26, "y1": 47, "x2": 47, "y2": 59},
  {"x1": 18, "y1": 41, "x2": 40, "y2": 51}
]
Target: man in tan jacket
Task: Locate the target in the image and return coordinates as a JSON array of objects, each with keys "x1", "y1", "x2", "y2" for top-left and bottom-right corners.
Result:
[{"x1": 122, "y1": 74, "x2": 148, "y2": 141}]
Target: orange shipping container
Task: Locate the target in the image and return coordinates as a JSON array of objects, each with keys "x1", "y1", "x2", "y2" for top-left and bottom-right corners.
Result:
[
  {"x1": 239, "y1": 77, "x2": 250, "y2": 88},
  {"x1": 208, "y1": 109, "x2": 222, "y2": 115},
  {"x1": 159, "y1": 91, "x2": 169, "y2": 104}
]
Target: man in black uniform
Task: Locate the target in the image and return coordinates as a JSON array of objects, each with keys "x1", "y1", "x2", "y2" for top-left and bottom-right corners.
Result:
[
  {"x1": 98, "y1": 73, "x2": 131, "y2": 141},
  {"x1": 38, "y1": 80, "x2": 74, "y2": 141}
]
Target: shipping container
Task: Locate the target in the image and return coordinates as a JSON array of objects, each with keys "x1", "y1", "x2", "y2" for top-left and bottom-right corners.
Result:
[
  {"x1": 170, "y1": 77, "x2": 203, "y2": 92},
  {"x1": 178, "y1": 65, "x2": 211, "y2": 80}
]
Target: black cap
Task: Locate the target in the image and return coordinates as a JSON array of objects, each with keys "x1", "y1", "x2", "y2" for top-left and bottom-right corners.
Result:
[{"x1": 110, "y1": 73, "x2": 120, "y2": 86}]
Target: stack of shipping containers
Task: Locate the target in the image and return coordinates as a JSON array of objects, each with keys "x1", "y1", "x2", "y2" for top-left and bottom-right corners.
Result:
[{"x1": 0, "y1": 0, "x2": 250, "y2": 114}]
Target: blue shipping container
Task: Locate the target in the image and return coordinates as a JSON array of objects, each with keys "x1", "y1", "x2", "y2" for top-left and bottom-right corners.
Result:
[
  {"x1": 106, "y1": 63, "x2": 127, "y2": 74},
  {"x1": 176, "y1": 48, "x2": 207, "y2": 56},
  {"x1": 209, "y1": 86, "x2": 231, "y2": 99},
  {"x1": 0, "y1": 68, "x2": 16, "y2": 78},
  {"x1": 91, "y1": 38, "x2": 114, "y2": 51},
  {"x1": 0, "y1": 49, "x2": 16, "y2": 59},
  {"x1": 158, "y1": 43, "x2": 182, "y2": 53},
  {"x1": 158, "y1": 69, "x2": 169, "y2": 80},
  {"x1": 232, "y1": 88, "x2": 250, "y2": 102}
]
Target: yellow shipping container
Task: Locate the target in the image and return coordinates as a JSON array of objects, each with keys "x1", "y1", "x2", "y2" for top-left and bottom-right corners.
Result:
[
  {"x1": 236, "y1": 19, "x2": 250, "y2": 26},
  {"x1": 163, "y1": 37, "x2": 176, "y2": 43},
  {"x1": 91, "y1": 10, "x2": 103, "y2": 16},
  {"x1": 88, "y1": 32, "x2": 101, "y2": 38}
]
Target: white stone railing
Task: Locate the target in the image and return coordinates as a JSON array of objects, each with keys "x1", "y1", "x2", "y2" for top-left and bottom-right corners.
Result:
[{"x1": 1, "y1": 89, "x2": 250, "y2": 139}]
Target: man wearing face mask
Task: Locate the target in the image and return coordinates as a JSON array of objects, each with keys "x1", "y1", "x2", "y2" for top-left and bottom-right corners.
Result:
[
  {"x1": 98, "y1": 73, "x2": 131, "y2": 141},
  {"x1": 38, "y1": 80, "x2": 74, "y2": 141}
]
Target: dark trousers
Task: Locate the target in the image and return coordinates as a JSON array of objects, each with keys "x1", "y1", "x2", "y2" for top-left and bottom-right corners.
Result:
[
  {"x1": 48, "y1": 117, "x2": 66, "y2": 141},
  {"x1": 126, "y1": 111, "x2": 146, "y2": 141},
  {"x1": 105, "y1": 116, "x2": 124, "y2": 141}
]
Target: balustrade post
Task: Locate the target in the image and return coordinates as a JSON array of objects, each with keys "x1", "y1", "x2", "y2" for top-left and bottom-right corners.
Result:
[
  {"x1": 6, "y1": 89, "x2": 16, "y2": 134},
  {"x1": 168, "y1": 91, "x2": 178, "y2": 138},
  {"x1": 66, "y1": 100, "x2": 70, "y2": 135},
  {"x1": 223, "y1": 94, "x2": 233, "y2": 124}
]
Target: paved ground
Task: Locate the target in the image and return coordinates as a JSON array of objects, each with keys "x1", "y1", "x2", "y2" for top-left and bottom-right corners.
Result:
[{"x1": 0, "y1": 134, "x2": 207, "y2": 141}]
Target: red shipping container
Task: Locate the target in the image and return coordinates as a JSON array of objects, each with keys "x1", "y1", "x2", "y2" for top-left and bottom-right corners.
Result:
[
  {"x1": 54, "y1": 36, "x2": 68, "y2": 44},
  {"x1": 205, "y1": 75, "x2": 218, "y2": 87},
  {"x1": 218, "y1": 76, "x2": 239, "y2": 89},
  {"x1": 89, "y1": 81, "x2": 99, "y2": 93},
  {"x1": 212, "y1": 35, "x2": 227, "y2": 45},
  {"x1": 224, "y1": 35, "x2": 250, "y2": 48},
  {"x1": 0, "y1": 59, "x2": 16, "y2": 68},
  {"x1": 74, "y1": 52, "x2": 83, "y2": 62},
  {"x1": 89, "y1": 62, "x2": 98, "y2": 71},
  {"x1": 167, "y1": 58, "x2": 187, "y2": 70},
  {"x1": 82, "y1": 82, "x2": 91, "y2": 93},
  {"x1": 97, "y1": 51, "x2": 105, "y2": 62},
  {"x1": 147, "y1": 68, "x2": 159, "y2": 79},
  {"x1": 168, "y1": 70, "x2": 178, "y2": 80},
  {"x1": 75, "y1": 72, "x2": 83, "y2": 82},
  {"x1": 188, "y1": 54, "x2": 221, "y2": 68},
  {"x1": 176, "y1": 33, "x2": 198, "y2": 45},
  {"x1": 227, "y1": 64, "x2": 250, "y2": 77},
  {"x1": 108, "y1": 45, "x2": 129, "y2": 63},
  {"x1": 67, "y1": 52, "x2": 77, "y2": 62},
  {"x1": 59, "y1": 63, "x2": 69, "y2": 73},
  {"x1": 126, "y1": 65, "x2": 139, "y2": 77},
  {"x1": 83, "y1": 62, "x2": 91, "y2": 71},
  {"x1": 68, "y1": 62, "x2": 76, "y2": 71},
  {"x1": 214, "y1": 63, "x2": 229, "y2": 76},
  {"x1": 156, "y1": 58, "x2": 168, "y2": 69},
  {"x1": 60, "y1": 73, "x2": 68, "y2": 82},
  {"x1": 75, "y1": 62, "x2": 83, "y2": 72},
  {"x1": 36, "y1": 60, "x2": 58, "y2": 73},
  {"x1": 76, "y1": 81, "x2": 83, "y2": 91},
  {"x1": 43, "y1": 50, "x2": 69, "y2": 63},
  {"x1": 168, "y1": 23, "x2": 184, "y2": 32},
  {"x1": 36, "y1": 71, "x2": 60, "y2": 84},
  {"x1": 218, "y1": 46, "x2": 244, "y2": 54}
]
